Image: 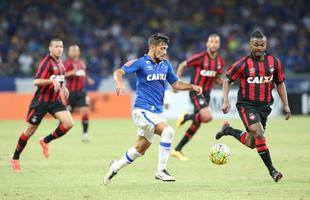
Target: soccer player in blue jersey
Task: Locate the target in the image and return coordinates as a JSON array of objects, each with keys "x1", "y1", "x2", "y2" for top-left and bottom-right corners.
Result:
[{"x1": 103, "y1": 33, "x2": 202, "y2": 184}]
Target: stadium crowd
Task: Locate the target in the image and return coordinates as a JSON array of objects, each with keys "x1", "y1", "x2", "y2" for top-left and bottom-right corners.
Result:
[{"x1": 0, "y1": 0, "x2": 309, "y2": 77}]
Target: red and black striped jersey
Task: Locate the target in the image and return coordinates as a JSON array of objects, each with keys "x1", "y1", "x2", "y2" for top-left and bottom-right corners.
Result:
[
  {"x1": 33, "y1": 55, "x2": 65, "y2": 103},
  {"x1": 226, "y1": 53, "x2": 285, "y2": 104},
  {"x1": 187, "y1": 51, "x2": 225, "y2": 92},
  {"x1": 64, "y1": 59, "x2": 86, "y2": 92}
]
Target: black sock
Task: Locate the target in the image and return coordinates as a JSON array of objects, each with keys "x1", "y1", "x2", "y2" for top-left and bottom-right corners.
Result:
[
  {"x1": 82, "y1": 114, "x2": 89, "y2": 134},
  {"x1": 13, "y1": 133, "x2": 29, "y2": 160},
  {"x1": 184, "y1": 113, "x2": 194, "y2": 121},
  {"x1": 256, "y1": 138, "x2": 275, "y2": 173},
  {"x1": 224, "y1": 127, "x2": 247, "y2": 144},
  {"x1": 44, "y1": 124, "x2": 69, "y2": 143},
  {"x1": 175, "y1": 123, "x2": 200, "y2": 151}
]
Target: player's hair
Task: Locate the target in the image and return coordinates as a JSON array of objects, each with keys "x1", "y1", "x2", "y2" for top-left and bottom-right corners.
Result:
[
  {"x1": 148, "y1": 33, "x2": 169, "y2": 46},
  {"x1": 208, "y1": 33, "x2": 220, "y2": 39},
  {"x1": 251, "y1": 30, "x2": 265, "y2": 39},
  {"x1": 68, "y1": 44, "x2": 79, "y2": 49},
  {"x1": 49, "y1": 38, "x2": 63, "y2": 46}
]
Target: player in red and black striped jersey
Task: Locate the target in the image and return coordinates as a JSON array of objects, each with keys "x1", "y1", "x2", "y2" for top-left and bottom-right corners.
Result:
[
  {"x1": 215, "y1": 30, "x2": 291, "y2": 182},
  {"x1": 11, "y1": 39, "x2": 73, "y2": 172},
  {"x1": 64, "y1": 45, "x2": 94, "y2": 142},
  {"x1": 171, "y1": 34, "x2": 225, "y2": 161}
]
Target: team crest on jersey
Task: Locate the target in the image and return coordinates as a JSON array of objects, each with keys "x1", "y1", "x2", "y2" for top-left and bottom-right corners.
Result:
[
  {"x1": 270, "y1": 67, "x2": 274, "y2": 72},
  {"x1": 249, "y1": 68, "x2": 255, "y2": 74},
  {"x1": 249, "y1": 113, "x2": 256, "y2": 121},
  {"x1": 146, "y1": 61, "x2": 151, "y2": 64},
  {"x1": 145, "y1": 65, "x2": 153, "y2": 70}
]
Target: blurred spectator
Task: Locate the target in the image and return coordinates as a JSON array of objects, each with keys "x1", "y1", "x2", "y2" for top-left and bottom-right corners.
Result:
[{"x1": 0, "y1": 0, "x2": 309, "y2": 77}]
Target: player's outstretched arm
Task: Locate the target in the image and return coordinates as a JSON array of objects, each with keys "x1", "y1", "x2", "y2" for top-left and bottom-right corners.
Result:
[
  {"x1": 171, "y1": 80, "x2": 202, "y2": 95},
  {"x1": 113, "y1": 69, "x2": 125, "y2": 96},
  {"x1": 64, "y1": 69, "x2": 77, "y2": 78},
  {"x1": 215, "y1": 74, "x2": 224, "y2": 85},
  {"x1": 176, "y1": 61, "x2": 187, "y2": 78},
  {"x1": 222, "y1": 79, "x2": 232, "y2": 114},
  {"x1": 276, "y1": 82, "x2": 291, "y2": 120}
]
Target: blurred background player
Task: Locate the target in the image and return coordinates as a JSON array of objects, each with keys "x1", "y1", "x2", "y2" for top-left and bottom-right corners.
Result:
[
  {"x1": 11, "y1": 39, "x2": 73, "y2": 171},
  {"x1": 216, "y1": 30, "x2": 291, "y2": 182},
  {"x1": 103, "y1": 33, "x2": 202, "y2": 184},
  {"x1": 64, "y1": 45, "x2": 94, "y2": 142},
  {"x1": 171, "y1": 34, "x2": 225, "y2": 161}
]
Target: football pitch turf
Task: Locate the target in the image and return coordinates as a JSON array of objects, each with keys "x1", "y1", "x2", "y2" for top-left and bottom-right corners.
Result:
[{"x1": 0, "y1": 116, "x2": 309, "y2": 200}]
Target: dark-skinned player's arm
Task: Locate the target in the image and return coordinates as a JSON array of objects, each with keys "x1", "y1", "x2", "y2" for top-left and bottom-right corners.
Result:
[
  {"x1": 276, "y1": 82, "x2": 291, "y2": 120},
  {"x1": 113, "y1": 69, "x2": 126, "y2": 96},
  {"x1": 172, "y1": 61, "x2": 187, "y2": 93},
  {"x1": 171, "y1": 80, "x2": 202, "y2": 95},
  {"x1": 215, "y1": 74, "x2": 224, "y2": 85},
  {"x1": 176, "y1": 61, "x2": 187, "y2": 78},
  {"x1": 222, "y1": 79, "x2": 233, "y2": 114},
  {"x1": 64, "y1": 69, "x2": 77, "y2": 78}
]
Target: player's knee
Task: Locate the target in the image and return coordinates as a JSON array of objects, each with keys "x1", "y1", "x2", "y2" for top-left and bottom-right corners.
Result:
[
  {"x1": 247, "y1": 143, "x2": 256, "y2": 149},
  {"x1": 135, "y1": 144, "x2": 148, "y2": 155},
  {"x1": 63, "y1": 121, "x2": 74, "y2": 130},
  {"x1": 199, "y1": 112, "x2": 212, "y2": 123},
  {"x1": 162, "y1": 126, "x2": 175, "y2": 141}
]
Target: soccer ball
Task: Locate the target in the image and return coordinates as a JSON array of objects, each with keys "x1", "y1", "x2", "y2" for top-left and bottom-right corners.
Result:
[{"x1": 209, "y1": 143, "x2": 231, "y2": 165}]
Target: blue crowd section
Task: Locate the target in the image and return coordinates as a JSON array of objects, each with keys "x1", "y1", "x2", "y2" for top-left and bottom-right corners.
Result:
[{"x1": 0, "y1": 0, "x2": 309, "y2": 78}]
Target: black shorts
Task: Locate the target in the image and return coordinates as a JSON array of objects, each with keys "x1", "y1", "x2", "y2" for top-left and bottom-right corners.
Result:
[
  {"x1": 190, "y1": 91, "x2": 210, "y2": 113},
  {"x1": 26, "y1": 99, "x2": 67, "y2": 125},
  {"x1": 67, "y1": 91, "x2": 89, "y2": 111},
  {"x1": 236, "y1": 101, "x2": 272, "y2": 131}
]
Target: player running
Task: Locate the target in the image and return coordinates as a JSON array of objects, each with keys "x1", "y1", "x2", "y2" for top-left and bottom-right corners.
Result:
[
  {"x1": 171, "y1": 34, "x2": 225, "y2": 161},
  {"x1": 215, "y1": 30, "x2": 291, "y2": 182},
  {"x1": 11, "y1": 39, "x2": 73, "y2": 172},
  {"x1": 103, "y1": 33, "x2": 202, "y2": 184},
  {"x1": 64, "y1": 45, "x2": 94, "y2": 142}
]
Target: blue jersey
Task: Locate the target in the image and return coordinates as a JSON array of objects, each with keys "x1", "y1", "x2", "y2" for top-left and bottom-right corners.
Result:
[{"x1": 121, "y1": 54, "x2": 178, "y2": 113}]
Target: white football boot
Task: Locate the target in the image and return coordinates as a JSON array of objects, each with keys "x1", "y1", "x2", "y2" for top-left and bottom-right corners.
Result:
[{"x1": 155, "y1": 169, "x2": 176, "y2": 182}]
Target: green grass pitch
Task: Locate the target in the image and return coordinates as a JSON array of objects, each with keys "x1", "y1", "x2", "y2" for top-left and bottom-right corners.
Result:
[{"x1": 0, "y1": 116, "x2": 310, "y2": 200}]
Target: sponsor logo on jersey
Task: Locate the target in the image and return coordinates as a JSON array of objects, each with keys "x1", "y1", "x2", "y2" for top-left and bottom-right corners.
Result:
[
  {"x1": 146, "y1": 73, "x2": 167, "y2": 81},
  {"x1": 50, "y1": 74, "x2": 65, "y2": 82},
  {"x1": 200, "y1": 70, "x2": 217, "y2": 77},
  {"x1": 247, "y1": 75, "x2": 273, "y2": 84}
]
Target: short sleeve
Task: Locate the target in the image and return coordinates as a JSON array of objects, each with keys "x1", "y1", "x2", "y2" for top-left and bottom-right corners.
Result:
[
  {"x1": 166, "y1": 61, "x2": 178, "y2": 85},
  {"x1": 121, "y1": 59, "x2": 140, "y2": 74},
  {"x1": 226, "y1": 57, "x2": 246, "y2": 82},
  {"x1": 274, "y1": 58, "x2": 285, "y2": 84},
  {"x1": 186, "y1": 53, "x2": 203, "y2": 68},
  {"x1": 64, "y1": 60, "x2": 73, "y2": 72},
  {"x1": 34, "y1": 57, "x2": 50, "y2": 79}
]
